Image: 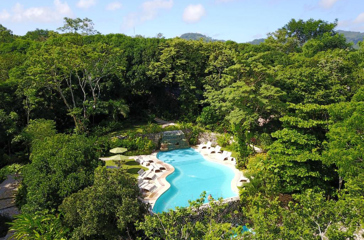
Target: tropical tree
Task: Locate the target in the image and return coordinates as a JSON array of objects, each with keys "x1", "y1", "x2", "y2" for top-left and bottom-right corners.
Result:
[
  {"x1": 60, "y1": 166, "x2": 147, "y2": 239},
  {"x1": 10, "y1": 211, "x2": 69, "y2": 240},
  {"x1": 136, "y1": 192, "x2": 243, "y2": 240},
  {"x1": 20, "y1": 134, "x2": 101, "y2": 213},
  {"x1": 148, "y1": 38, "x2": 209, "y2": 119},
  {"x1": 0, "y1": 24, "x2": 15, "y2": 43},
  {"x1": 25, "y1": 36, "x2": 125, "y2": 132},
  {"x1": 281, "y1": 18, "x2": 338, "y2": 46},
  {"x1": 324, "y1": 87, "x2": 364, "y2": 194},
  {"x1": 204, "y1": 48, "x2": 286, "y2": 163},
  {"x1": 57, "y1": 17, "x2": 99, "y2": 35},
  {"x1": 244, "y1": 190, "x2": 364, "y2": 239}
]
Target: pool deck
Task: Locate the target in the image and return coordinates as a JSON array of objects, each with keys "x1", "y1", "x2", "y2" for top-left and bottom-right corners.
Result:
[{"x1": 131, "y1": 145, "x2": 245, "y2": 208}]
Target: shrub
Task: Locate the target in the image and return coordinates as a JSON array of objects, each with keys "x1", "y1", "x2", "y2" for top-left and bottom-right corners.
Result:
[
  {"x1": 91, "y1": 121, "x2": 123, "y2": 136},
  {"x1": 259, "y1": 133, "x2": 273, "y2": 150},
  {"x1": 117, "y1": 133, "x2": 155, "y2": 156},
  {"x1": 179, "y1": 122, "x2": 202, "y2": 145},
  {"x1": 0, "y1": 164, "x2": 23, "y2": 183},
  {"x1": 217, "y1": 134, "x2": 231, "y2": 147},
  {"x1": 196, "y1": 106, "x2": 220, "y2": 129},
  {"x1": 140, "y1": 123, "x2": 163, "y2": 134},
  {"x1": 163, "y1": 124, "x2": 180, "y2": 131},
  {"x1": 9, "y1": 211, "x2": 69, "y2": 239}
]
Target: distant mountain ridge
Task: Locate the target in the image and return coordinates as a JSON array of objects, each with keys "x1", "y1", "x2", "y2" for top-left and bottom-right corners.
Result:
[
  {"x1": 248, "y1": 30, "x2": 364, "y2": 48},
  {"x1": 337, "y1": 30, "x2": 364, "y2": 48},
  {"x1": 180, "y1": 33, "x2": 224, "y2": 42},
  {"x1": 179, "y1": 31, "x2": 363, "y2": 48}
]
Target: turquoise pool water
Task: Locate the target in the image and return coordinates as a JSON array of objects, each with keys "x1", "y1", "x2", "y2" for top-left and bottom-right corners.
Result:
[{"x1": 153, "y1": 148, "x2": 237, "y2": 213}]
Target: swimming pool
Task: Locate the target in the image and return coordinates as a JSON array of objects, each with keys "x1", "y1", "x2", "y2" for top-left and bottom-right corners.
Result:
[{"x1": 153, "y1": 148, "x2": 238, "y2": 213}]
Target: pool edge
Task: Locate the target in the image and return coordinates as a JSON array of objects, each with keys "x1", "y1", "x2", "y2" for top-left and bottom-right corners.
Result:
[
  {"x1": 142, "y1": 151, "x2": 175, "y2": 209},
  {"x1": 191, "y1": 147, "x2": 242, "y2": 196},
  {"x1": 150, "y1": 147, "x2": 243, "y2": 212}
]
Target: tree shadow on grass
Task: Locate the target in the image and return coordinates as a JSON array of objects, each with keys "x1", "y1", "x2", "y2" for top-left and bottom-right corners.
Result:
[
  {"x1": 127, "y1": 168, "x2": 140, "y2": 175},
  {"x1": 125, "y1": 161, "x2": 139, "y2": 166}
]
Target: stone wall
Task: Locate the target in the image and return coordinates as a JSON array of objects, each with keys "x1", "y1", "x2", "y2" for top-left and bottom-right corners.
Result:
[
  {"x1": 197, "y1": 132, "x2": 222, "y2": 146},
  {"x1": 137, "y1": 131, "x2": 228, "y2": 148},
  {"x1": 136, "y1": 133, "x2": 162, "y2": 147}
]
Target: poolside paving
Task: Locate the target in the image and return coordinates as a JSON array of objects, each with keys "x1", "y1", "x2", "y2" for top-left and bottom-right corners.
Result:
[{"x1": 131, "y1": 145, "x2": 246, "y2": 209}]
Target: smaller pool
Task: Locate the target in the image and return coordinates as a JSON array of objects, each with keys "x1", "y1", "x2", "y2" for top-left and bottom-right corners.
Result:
[{"x1": 153, "y1": 148, "x2": 237, "y2": 213}]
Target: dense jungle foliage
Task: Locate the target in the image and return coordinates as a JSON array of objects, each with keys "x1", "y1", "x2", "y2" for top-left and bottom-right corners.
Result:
[{"x1": 0, "y1": 18, "x2": 364, "y2": 239}]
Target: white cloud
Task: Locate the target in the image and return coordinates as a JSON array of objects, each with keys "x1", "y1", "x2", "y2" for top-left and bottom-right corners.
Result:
[
  {"x1": 0, "y1": 10, "x2": 11, "y2": 21},
  {"x1": 183, "y1": 4, "x2": 206, "y2": 23},
  {"x1": 122, "y1": 0, "x2": 173, "y2": 30},
  {"x1": 337, "y1": 13, "x2": 364, "y2": 32},
  {"x1": 141, "y1": 0, "x2": 173, "y2": 21},
  {"x1": 354, "y1": 12, "x2": 364, "y2": 23},
  {"x1": 77, "y1": 0, "x2": 96, "y2": 9},
  {"x1": 319, "y1": 0, "x2": 340, "y2": 9},
  {"x1": 106, "y1": 1, "x2": 122, "y2": 11},
  {"x1": 337, "y1": 20, "x2": 350, "y2": 28},
  {"x1": 123, "y1": 13, "x2": 138, "y2": 30},
  {"x1": 1, "y1": 0, "x2": 72, "y2": 23}
]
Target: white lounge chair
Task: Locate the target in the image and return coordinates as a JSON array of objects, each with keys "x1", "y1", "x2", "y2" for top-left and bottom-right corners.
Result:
[
  {"x1": 209, "y1": 145, "x2": 222, "y2": 154},
  {"x1": 137, "y1": 169, "x2": 145, "y2": 176},
  {"x1": 156, "y1": 163, "x2": 166, "y2": 170},
  {"x1": 135, "y1": 157, "x2": 143, "y2": 164},
  {"x1": 136, "y1": 157, "x2": 154, "y2": 166},
  {"x1": 138, "y1": 169, "x2": 150, "y2": 179},
  {"x1": 141, "y1": 183, "x2": 157, "y2": 192},
  {"x1": 239, "y1": 176, "x2": 249, "y2": 183},
  {"x1": 151, "y1": 163, "x2": 165, "y2": 172},
  {"x1": 138, "y1": 179, "x2": 148, "y2": 188},
  {"x1": 143, "y1": 171, "x2": 157, "y2": 180},
  {"x1": 198, "y1": 141, "x2": 212, "y2": 150},
  {"x1": 218, "y1": 151, "x2": 232, "y2": 161},
  {"x1": 143, "y1": 158, "x2": 154, "y2": 163},
  {"x1": 151, "y1": 163, "x2": 160, "y2": 172}
]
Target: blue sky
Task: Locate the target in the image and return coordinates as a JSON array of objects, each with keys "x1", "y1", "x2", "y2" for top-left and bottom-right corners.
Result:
[{"x1": 0, "y1": 0, "x2": 363, "y2": 42}]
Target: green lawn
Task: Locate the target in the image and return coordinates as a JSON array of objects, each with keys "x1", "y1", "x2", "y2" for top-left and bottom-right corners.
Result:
[
  {"x1": 104, "y1": 159, "x2": 148, "y2": 178},
  {"x1": 106, "y1": 121, "x2": 182, "y2": 139},
  {"x1": 220, "y1": 146, "x2": 239, "y2": 159}
]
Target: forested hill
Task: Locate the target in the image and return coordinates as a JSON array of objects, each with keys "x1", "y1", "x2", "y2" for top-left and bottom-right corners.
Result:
[
  {"x1": 181, "y1": 30, "x2": 363, "y2": 48},
  {"x1": 249, "y1": 29, "x2": 364, "y2": 47},
  {"x1": 180, "y1": 32, "x2": 224, "y2": 42},
  {"x1": 337, "y1": 30, "x2": 364, "y2": 48},
  {"x1": 247, "y1": 38, "x2": 265, "y2": 45}
]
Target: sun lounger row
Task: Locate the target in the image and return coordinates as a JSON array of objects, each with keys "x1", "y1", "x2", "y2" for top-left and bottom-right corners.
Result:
[
  {"x1": 151, "y1": 163, "x2": 166, "y2": 172},
  {"x1": 209, "y1": 145, "x2": 222, "y2": 154},
  {"x1": 198, "y1": 142, "x2": 236, "y2": 164},
  {"x1": 138, "y1": 178, "x2": 157, "y2": 193},
  {"x1": 218, "y1": 151, "x2": 232, "y2": 161},
  {"x1": 136, "y1": 157, "x2": 154, "y2": 166},
  {"x1": 138, "y1": 169, "x2": 157, "y2": 180},
  {"x1": 137, "y1": 171, "x2": 158, "y2": 193},
  {"x1": 198, "y1": 141, "x2": 212, "y2": 150},
  {"x1": 136, "y1": 156, "x2": 168, "y2": 173}
]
